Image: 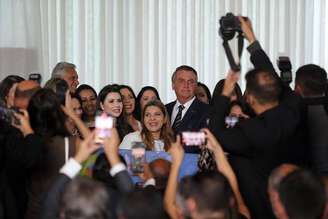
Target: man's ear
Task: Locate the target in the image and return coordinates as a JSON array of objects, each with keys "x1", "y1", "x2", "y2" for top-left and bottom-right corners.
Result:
[
  {"x1": 246, "y1": 93, "x2": 255, "y2": 106},
  {"x1": 294, "y1": 83, "x2": 303, "y2": 96}
]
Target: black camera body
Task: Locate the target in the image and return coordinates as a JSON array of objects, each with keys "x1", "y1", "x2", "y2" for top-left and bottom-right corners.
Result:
[{"x1": 219, "y1": 13, "x2": 242, "y2": 40}]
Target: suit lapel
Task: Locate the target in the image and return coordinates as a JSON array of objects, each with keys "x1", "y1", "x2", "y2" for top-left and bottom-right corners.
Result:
[
  {"x1": 166, "y1": 101, "x2": 176, "y2": 119},
  {"x1": 180, "y1": 99, "x2": 199, "y2": 128}
]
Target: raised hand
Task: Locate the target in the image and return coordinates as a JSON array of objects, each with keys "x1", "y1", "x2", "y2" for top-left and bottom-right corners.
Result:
[
  {"x1": 222, "y1": 70, "x2": 240, "y2": 97},
  {"x1": 13, "y1": 109, "x2": 34, "y2": 137},
  {"x1": 238, "y1": 16, "x2": 256, "y2": 44},
  {"x1": 103, "y1": 128, "x2": 121, "y2": 166},
  {"x1": 168, "y1": 135, "x2": 184, "y2": 167},
  {"x1": 74, "y1": 132, "x2": 101, "y2": 164}
]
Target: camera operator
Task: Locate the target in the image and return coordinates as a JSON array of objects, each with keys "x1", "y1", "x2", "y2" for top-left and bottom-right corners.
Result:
[
  {"x1": 240, "y1": 16, "x2": 328, "y2": 175},
  {"x1": 209, "y1": 16, "x2": 308, "y2": 219}
]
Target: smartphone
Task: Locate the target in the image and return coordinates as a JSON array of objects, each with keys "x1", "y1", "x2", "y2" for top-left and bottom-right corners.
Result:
[
  {"x1": 94, "y1": 113, "x2": 114, "y2": 144},
  {"x1": 225, "y1": 115, "x2": 239, "y2": 128},
  {"x1": 131, "y1": 142, "x2": 146, "y2": 174},
  {"x1": 180, "y1": 131, "x2": 206, "y2": 147}
]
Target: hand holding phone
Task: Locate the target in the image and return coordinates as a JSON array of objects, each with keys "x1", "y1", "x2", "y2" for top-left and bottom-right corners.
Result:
[{"x1": 180, "y1": 131, "x2": 206, "y2": 147}]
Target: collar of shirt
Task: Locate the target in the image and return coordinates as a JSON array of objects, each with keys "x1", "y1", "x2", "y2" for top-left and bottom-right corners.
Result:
[{"x1": 171, "y1": 96, "x2": 196, "y2": 125}]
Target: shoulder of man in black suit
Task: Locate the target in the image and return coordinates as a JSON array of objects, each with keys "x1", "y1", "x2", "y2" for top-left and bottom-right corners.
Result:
[
  {"x1": 165, "y1": 100, "x2": 177, "y2": 117},
  {"x1": 190, "y1": 98, "x2": 210, "y2": 113}
]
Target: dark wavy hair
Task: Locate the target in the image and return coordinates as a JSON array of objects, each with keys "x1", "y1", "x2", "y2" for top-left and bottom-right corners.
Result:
[
  {"x1": 119, "y1": 85, "x2": 137, "y2": 114},
  {"x1": 0, "y1": 75, "x2": 25, "y2": 105},
  {"x1": 212, "y1": 79, "x2": 243, "y2": 104},
  {"x1": 75, "y1": 84, "x2": 98, "y2": 122},
  {"x1": 197, "y1": 82, "x2": 212, "y2": 103},
  {"x1": 76, "y1": 84, "x2": 97, "y2": 99},
  {"x1": 134, "y1": 86, "x2": 161, "y2": 120},
  {"x1": 28, "y1": 88, "x2": 70, "y2": 138},
  {"x1": 97, "y1": 84, "x2": 131, "y2": 140},
  {"x1": 141, "y1": 100, "x2": 174, "y2": 151}
]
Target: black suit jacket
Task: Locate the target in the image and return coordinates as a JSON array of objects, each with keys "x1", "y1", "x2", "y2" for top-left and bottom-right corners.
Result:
[
  {"x1": 166, "y1": 98, "x2": 209, "y2": 153},
  {"x1": 209, "y1": 41, "x2": 306, "y2": 219},
  {"x1": 41, "y1": 170, "x2": 133, "y2": 219}
]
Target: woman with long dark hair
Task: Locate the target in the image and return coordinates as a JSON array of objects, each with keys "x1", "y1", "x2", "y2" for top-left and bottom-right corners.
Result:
[
  {"x1": 26, "y1": 88, "x2": 77, "y2": 219},
  {"x1": 120, "y1": 100, "x2": 174, "y2": 151},
  {"x1": 97, "y1": 85, "x2": 130, "y2": 141},
  {"x1": 76, "y1": 84, "x2": 98, "y2": 129},
  {"x1": 0, "y1": 75, "x2": 24, "y2": 107},
  {"x1": 134, "y1": 86, "x2": 161, "y2": 121},
  {"x1": 119, "y1": 85, "x2": 141, "y2": 132}
]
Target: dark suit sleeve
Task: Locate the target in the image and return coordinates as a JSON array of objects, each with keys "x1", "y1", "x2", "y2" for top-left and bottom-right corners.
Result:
[
  {"x1": 114, "y1": 170, "x2": 134, "y2": 193},
  {"x1": 5, "y1": 129, "x2": 44, "y2": 169},
  {"x1": 209, "y1": 95, "x2": 253, "y2": 156},
  {"x1": 41, "y1": 174, "x2": 71, "y2": 219},
  {"x1": 247, "y1": 41, "x2": 276, "y2": 73}
]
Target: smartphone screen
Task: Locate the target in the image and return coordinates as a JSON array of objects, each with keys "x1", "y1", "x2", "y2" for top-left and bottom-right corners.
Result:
[
  {"x1": 94, "y1": 113, "x2": 113, "y2": 144},
  {"x1": 181, "y1": 131, "x2": 206, "y2": 147},
  {"x1": 131, "y1": 142, "x2": 146, "y2": 174}
]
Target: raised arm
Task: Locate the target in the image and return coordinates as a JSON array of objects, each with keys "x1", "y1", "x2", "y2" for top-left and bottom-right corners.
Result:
[
  {"x1": 164, "y1": 135, "x2": 184, "y2": 219},
  {"x1": 202, "y1": 128, "x2": 250, "y2": 219},
  {"x1": 239, "y1": 16, "x2": 276, "y2": 73},
  {"x1": 103, "y1": 128, "x2": 134, "y2": 193},
  {"x1": 41, "y1": 132, "x2": 101, "y2": 219}
]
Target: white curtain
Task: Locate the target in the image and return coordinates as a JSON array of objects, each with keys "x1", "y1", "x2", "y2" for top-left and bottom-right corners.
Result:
[{"x1": 1, "y1": 0, "x2": 327, "y2": 103}]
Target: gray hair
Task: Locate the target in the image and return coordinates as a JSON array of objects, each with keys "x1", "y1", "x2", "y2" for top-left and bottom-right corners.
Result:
[{"x1": 51, "y1": 62, "x2": 76, "y2": 78}]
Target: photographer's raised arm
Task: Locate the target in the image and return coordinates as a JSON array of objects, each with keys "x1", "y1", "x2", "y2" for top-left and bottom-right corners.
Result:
[{"x1": 238, "y1": 16, "x2": 276, "y2": 73}]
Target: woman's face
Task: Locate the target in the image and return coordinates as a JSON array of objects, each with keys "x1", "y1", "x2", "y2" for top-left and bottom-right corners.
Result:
[
  {"x1": 196, "y1": 86, "x2": 209, "y2": 104},
  {"x1": 71, "y1": 98, "x2": 83, "y2": 118},
  {"x1": 120, "y1": 88, "x2": 136, "y2": 115},
  {"x1": 101, "y1": 92, "x2": 123, "y2": 118},
  {"x1": 79, "y1": 89, "x2": 97, "y2": 116},
  {"x1": 143, "y1": 105, "x2": 165, "y2": 134},
  {"x1": 140, "y1": 90, "x2": 158, "y2": 110}
]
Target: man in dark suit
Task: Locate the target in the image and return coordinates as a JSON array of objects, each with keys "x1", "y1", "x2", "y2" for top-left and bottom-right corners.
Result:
[
  {"x1": 166, "y1": 65, "x2": 209, "y2": 152},
  {"x1": 209, "y1": 17, "x2": 306, "y2": 219},
  {"x1": 294, "y1": 64, "x2": 328, "y2": 175}
]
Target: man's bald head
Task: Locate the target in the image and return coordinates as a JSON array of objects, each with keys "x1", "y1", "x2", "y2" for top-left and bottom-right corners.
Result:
[
  {"x1": 149, "y1": 159, "x2": 171, "y2": 191},
  {"x1": 14, "y1": 80, "x2": 40, "y2": 109}
]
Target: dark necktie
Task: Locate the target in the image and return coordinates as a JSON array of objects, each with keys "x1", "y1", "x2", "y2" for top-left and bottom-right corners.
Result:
[{"x1": 172, "y1": 105, "x2": 185, "y2": 130}]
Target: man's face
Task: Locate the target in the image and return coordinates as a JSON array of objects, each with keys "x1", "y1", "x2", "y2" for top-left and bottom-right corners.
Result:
[
  {"x1": 172, "y1": 70, "x2": 197, "y2": 103},
  {"x1": 62, "y1": 68, "x2": 79, "y2": 93}
]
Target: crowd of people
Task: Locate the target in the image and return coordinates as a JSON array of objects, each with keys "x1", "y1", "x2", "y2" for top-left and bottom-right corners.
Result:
[{"x1": 0, "y1": 17, "x2": 327, "y2": 219}]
